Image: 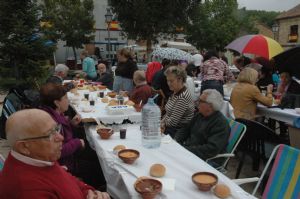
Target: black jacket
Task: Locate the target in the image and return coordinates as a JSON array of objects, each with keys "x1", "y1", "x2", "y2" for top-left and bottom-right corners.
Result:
[{"x1": 115, "y1": 59, "x2": 138, "y2": 79}]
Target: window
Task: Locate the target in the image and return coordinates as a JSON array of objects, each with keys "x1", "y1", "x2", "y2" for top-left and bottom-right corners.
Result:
[
  {"x1": 289, "y1": 25, "x2": 298, "y2": 42},
  {"x1": 290, "y1": 25, "x2": 298, "y2": 35},
  {"x1": 107, "y1": 0, "x2": 112, "y2": 6}
]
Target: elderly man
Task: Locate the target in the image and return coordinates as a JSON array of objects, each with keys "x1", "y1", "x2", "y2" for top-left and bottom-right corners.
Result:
[
  {"x1": 175, "y1": 89, "x2": 230, "y2": 160},
  {"x1": 130, "y1": 70, "x2": 152, "y2": 105},
  {"x1": 97, "y1": 63, "x2": 113, "y2": 90},
  {"x1": 47, "y1": 64, "x2": 75, "y2": 91},
  {"x1": 0, "y1": 109, "x2": 110, "y2": 199}
]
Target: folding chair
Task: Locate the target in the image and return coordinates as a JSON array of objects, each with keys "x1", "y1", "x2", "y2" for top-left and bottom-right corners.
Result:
[
  {"x1": 206, "y1": 118, "x2": 246, "y2": 171},
  {"x1": 234, "y1": 144, "x2": 300, "y2": 199}
]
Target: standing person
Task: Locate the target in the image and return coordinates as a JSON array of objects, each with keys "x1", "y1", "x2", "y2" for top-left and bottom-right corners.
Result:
[
  {"x1": 80, "y1": 50, "x2": 97, "y2": 81},
  {"x1": 0, "y1": 109, "x2": 110, "y2": 199},
  {"x1": 191, "y1": 53, "x2": 203, "y2": 79},
  {"x1": 152, "y1": 58, "x2": 172, "y2": 99},
  {"x1": 185, "y1": 64, "x2": 197, "y2": 101},
  {"x1": 113, "y1": 48, "x2": 138, "y2": 93},
  {"x1": 130, "y1": 70, "x2": 152, "y2": 105},
  {"x1": 201, "y1": 50, "x2": 234, "y2": 96},
  {"x1": 96, "y1": 63, "x2": 113, "y2": 90},
  {"x1": 145, "y1": 60, "x2": 162, "y2": 85},
  {"x1": 161, "y1": 66, "x2": 194, "y2": 138}
]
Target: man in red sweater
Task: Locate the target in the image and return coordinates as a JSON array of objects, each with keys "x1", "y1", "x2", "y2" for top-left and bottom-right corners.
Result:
[{"x1": 0, "y1": 109, "x2": 110, "y2": 199}]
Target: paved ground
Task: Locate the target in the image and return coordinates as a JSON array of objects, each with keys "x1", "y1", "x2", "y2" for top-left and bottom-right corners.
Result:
[{"x1": 0, "y1": 92, "x2": 263, "y2": 198}]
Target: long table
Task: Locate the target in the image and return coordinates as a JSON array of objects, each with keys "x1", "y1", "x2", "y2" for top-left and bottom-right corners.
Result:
[{"x1": 85, "y1": 124, "x2": 256, "y2": 199}]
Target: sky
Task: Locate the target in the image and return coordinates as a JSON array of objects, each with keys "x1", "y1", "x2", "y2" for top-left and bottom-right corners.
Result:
[{"x1": 237, "y1": 0, "x2": 300, "y2": 12}]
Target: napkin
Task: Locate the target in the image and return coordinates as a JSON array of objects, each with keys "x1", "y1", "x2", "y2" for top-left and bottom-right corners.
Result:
[{"x1": 156, "y1": 178, "x2": 176, "y2": 191}]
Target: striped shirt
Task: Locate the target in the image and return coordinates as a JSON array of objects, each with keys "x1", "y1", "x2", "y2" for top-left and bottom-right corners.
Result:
[
  {"x1": 201, "y1": 57, "x2": 234, "y2": 82},
  {"x1": 162, "y1": 87, "x2": 194, "y2": 128}
]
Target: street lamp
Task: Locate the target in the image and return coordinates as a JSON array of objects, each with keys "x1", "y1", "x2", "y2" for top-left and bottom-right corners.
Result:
[
  {"x1": 105, "y1": 8, "x2": 113, "y2": 63},
  {"x1": 272, "y1": 23, "x2": 279, "y2": 40}
]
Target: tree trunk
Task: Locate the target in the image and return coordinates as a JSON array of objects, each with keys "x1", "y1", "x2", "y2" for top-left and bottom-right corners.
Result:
[
  {"x1": 146, "y1": 39, "x2": 152, "y2": 62},
  {"x1": 72, "y1": 46, "x2": 77, "y2": 69}
]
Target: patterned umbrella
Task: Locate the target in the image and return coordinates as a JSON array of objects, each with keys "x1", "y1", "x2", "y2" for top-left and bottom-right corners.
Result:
[
  {"x1": 225, "y1": 34, "x2": 283, "y2": 59},
  {"x1": 152, "y1": 47, "x2": 192, "y2": 61}
]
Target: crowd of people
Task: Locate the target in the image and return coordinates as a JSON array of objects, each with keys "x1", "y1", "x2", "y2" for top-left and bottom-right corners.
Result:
[{"x1": 1, "y1": 46, "x2": 299, "y2": 198}]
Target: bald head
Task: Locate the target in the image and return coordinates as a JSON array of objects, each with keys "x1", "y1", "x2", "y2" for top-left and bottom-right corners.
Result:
[{"x1": 6, "y1": 109, "x2": 56, "y2": 147}]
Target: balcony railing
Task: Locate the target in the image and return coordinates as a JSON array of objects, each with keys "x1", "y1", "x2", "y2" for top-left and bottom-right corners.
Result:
[{"x1": 288, "y1": 34, "x2": 298, "y2": 42}]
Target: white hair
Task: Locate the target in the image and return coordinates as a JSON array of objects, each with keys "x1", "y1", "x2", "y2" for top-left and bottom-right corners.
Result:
[
  {"x1": 202, "y1": 89, "x2": 223, "y2": 111},
  {"x1": 55, "y1": 64, "x2": 69, "y2": 73}
]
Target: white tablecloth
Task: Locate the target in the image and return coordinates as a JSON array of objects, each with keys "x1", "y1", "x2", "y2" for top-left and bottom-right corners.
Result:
[
  {"x1": 85, "y1": 124, "x2": 256, "y2": 199},
  {"x1": 68, "y1": 90, "x2": 141, "y2": 124}
]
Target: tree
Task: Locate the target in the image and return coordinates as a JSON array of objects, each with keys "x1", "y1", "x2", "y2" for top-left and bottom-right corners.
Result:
[
  {"x1": 41, "y1": 0, "x2": 95, "y2": 65},
  {"x1": 110, "y1": 0, "x2": 199, "y2": 58},
  {"x1": 0, "y1": 0, "x2": 54, "y2": 87},
  {"x1": 186, "y1": 0, "x2": 240, "y2": 51}
]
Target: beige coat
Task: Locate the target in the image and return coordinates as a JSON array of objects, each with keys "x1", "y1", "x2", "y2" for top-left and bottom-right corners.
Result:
[{"x1": 230, "y1": 83, "x2": 273, "y2": 120}]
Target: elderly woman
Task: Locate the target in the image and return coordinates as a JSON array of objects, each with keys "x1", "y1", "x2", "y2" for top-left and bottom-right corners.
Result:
[
  {"x1": 97, "y1": 63, "x2": 113, "y2": 90},
  {"x1": 161, "y1": 66, "x2": 194, "y2": 138},
  {"x1": 113, "y1": 48, "x2": 138, "y2": 93},
  {"x1": 39, "y1": 83, "x2": 84, "y2": 172},
  {"x1": 230, "y1": 67, "x2": 273, "y2": 120},
  {"x1": 175, "y1": 89, "x2": 230, "y2": 160},
  {"x1": 130, "y1": 70, "x2": 152, "y2": 105},
  {"x1": 39, "y1": 83, "x2": 105, "y2": 189}
]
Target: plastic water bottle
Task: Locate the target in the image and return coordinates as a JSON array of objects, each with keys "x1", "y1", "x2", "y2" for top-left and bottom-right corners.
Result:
[{"x1": 141, "y1": 98, "x2": 161, "y2": 148}]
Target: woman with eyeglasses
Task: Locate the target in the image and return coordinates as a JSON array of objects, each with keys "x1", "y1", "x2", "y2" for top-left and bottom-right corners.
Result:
[
  {"x1": 161, "y1": 66, "x2": 194, "y2": 138},
  {"x1": 39, "y1": 83, "x2": 106, "y2": 190}
]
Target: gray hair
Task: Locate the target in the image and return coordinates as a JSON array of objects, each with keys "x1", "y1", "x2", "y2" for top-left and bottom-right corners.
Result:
[
  {"x1": 164, "y1": 65, "x2": 187, "y2": 83},
  {"x1": 55, "y1": 64, "x2": 69, "y2": 73},
  {"x1": 202, "y1": 89, "x2": 224, "y2": 111}
]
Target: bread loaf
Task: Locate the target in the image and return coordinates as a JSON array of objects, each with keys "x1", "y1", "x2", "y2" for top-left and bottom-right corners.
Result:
[{"x1": 149, "y1": 164, "x2": 166, "y2": 177}]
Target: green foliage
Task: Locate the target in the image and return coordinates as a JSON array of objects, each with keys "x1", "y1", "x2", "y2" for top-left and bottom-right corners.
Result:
[
  {"x1": 41, "y1": 0, "x2": 95, "y2": 60},
  {"x1": 186, "y1": 0, "x2": 240, "y2": 51},
  {"x1": 0, "y1": 0, "x2": 55, "y2": 89},
  {"x1": 110, "y1": 0, "x2": 199, "y2": 52}
]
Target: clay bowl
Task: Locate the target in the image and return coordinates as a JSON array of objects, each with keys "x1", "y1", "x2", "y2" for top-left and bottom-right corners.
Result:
[
  {"x1": 192, "y1": 172, "x2": 218, "y2": 191},
  {"x1": 107, "y1": 92, "x2": 117, "y2": 98},
  {"x1": 118, "y1": 149, "x2": 140, "y2": 164},
  {"x1": 134, "y1": 178, "x2": 162, "y2": 199},
  {"x1": 97, "y1": 128, "x2": 114, "y2": 139},
  {"x1": 134, "y1": 104, "x2": 142, "y2": 112}
]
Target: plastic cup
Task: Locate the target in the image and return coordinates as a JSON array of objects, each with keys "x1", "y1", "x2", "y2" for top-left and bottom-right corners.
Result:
[
  {"x1": 84, "y1": 93, "x2": 89, "y2": 100},
  {"x1": 89, "y1": 100, "x2": 95, "y2": 106},
  {"x1": 120, "y1": 129, "x2": 126, "y2": 139},
  {"x1": 99, "y1": 91, "x2": 104, "y2": 98}
]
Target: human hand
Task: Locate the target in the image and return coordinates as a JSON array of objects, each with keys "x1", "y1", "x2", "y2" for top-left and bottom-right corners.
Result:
[
  {"x1": 267, "y1": 84, "x2": 273, "y2": 93},
  {"x1": 86, "y1": 190, "x2": 110, "y2": 199},
  {"x1": 71, "y1": 115, "x2": 81, "y2": 126},
  {"x1": 80, "y1": 139, "x2": 85, "y2": 148}
]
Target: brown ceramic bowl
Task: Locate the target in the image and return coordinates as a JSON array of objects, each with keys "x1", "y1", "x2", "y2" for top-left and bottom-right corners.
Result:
[
  {"x1": 134, "y1": 104, "x2": 142, "y2": 112},
  {"x1": 192, "y1": 172, "x2": 218, "y2": 191},
  {"x1": 107, "y1": 92, "x2": 117, "y2": 98},
  {"x1": 97, "y1": 128, "x2": 114, "y2": 139},
  {"x1": 118, "y1": 149, "x2": 140, "y2": 164},
  {"x1": 134, "y1": 178, "x2": 162, "y2": 199}
]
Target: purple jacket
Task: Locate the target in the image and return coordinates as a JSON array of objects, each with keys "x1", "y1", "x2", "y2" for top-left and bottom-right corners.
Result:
[{"x1": 40, "y1": 106, "x2": 82, "y2": 172}]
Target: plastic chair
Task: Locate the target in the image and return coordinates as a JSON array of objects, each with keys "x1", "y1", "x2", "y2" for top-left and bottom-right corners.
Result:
[
  {"x1": 234, "y1": 118, "x2": 282, "y2": 178},
  {"x1": 234, "y1": 144, "x2": 300, "y2": 199},
  {"x1": 206, "y1": 118, "x2": 246, "y2": 171}
]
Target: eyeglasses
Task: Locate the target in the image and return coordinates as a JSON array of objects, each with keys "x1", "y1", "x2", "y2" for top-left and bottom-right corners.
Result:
[{"x1": 18, "y1": 124, "x2": 62, "y2": 142}]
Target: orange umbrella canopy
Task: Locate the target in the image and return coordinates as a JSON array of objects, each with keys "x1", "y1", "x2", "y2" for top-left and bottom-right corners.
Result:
[{"x1": 225, "y1": 34, "x2": 283, "y2": 59}]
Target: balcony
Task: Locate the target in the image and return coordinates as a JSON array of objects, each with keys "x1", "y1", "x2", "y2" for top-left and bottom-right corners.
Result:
[{"x1": 288, "y1": 34, "x2": 298, "y2": 42}]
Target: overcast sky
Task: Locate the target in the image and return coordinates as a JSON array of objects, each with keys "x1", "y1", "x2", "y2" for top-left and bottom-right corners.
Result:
[{"x1": 237, "y1": 0, "x2": 300, "y2": 11}]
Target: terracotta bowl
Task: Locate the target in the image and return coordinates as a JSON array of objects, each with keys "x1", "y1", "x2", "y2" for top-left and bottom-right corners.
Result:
[
  {"x1": 134, "y1": 104, "x2": 142, "y2": 112},
  {"x1": 118, "y1": 149, "x2": 140, "y2": 164},
  {"x1": 134, "y1": 178, "x2": 162, "y2": 199},
  {"x1": 107, "y1": 92, "x2": 117, "y2": 98},
  {"x1": 97, "y1": 128, "x2": 114, "y2": 139},
  {"x1": 192, "y1": 172, "x2": 218, "y2": 191}
]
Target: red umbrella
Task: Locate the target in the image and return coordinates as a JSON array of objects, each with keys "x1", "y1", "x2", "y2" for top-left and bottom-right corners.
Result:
[{"x1": 225, "y1": 34, "x2": 283, "y2": 59}]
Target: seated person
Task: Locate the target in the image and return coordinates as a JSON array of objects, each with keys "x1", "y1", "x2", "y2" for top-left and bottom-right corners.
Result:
[
  {"x1": 47, "y1": 64, "x2": 75, "y2": 91},
  {"x1": 130, "y1": 70, "x2": 152, "y2": 105},
  {"x1": 230, "y1": 68, "x2": 273, "y2": 120},
  {"x1": 96, "y1": 63, "x2": 113, "y2": 90},
  {"x1": 0, "y1": 109, "x2": 110, "y2": 199},
  {"x1": 161, "y1": 66, "x2": 194, "y2": 138},
  {"x1": 175, "y1": 89, "x2": 230, "y2": 160},
  {"x1": 39, "y1": 83, "x2": 106, "y2": 189}
]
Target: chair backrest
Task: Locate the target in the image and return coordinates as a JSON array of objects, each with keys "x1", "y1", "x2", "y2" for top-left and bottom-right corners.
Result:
[
  {"x1": 253, "y1": 144, "x2": 300, "y2": 199},
  {"x1": 224, "y1": 118, "x2": 246, "y2": 166},
  {"x1": 151, "y1": 88, "x2": 166, "y2": 113}
]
